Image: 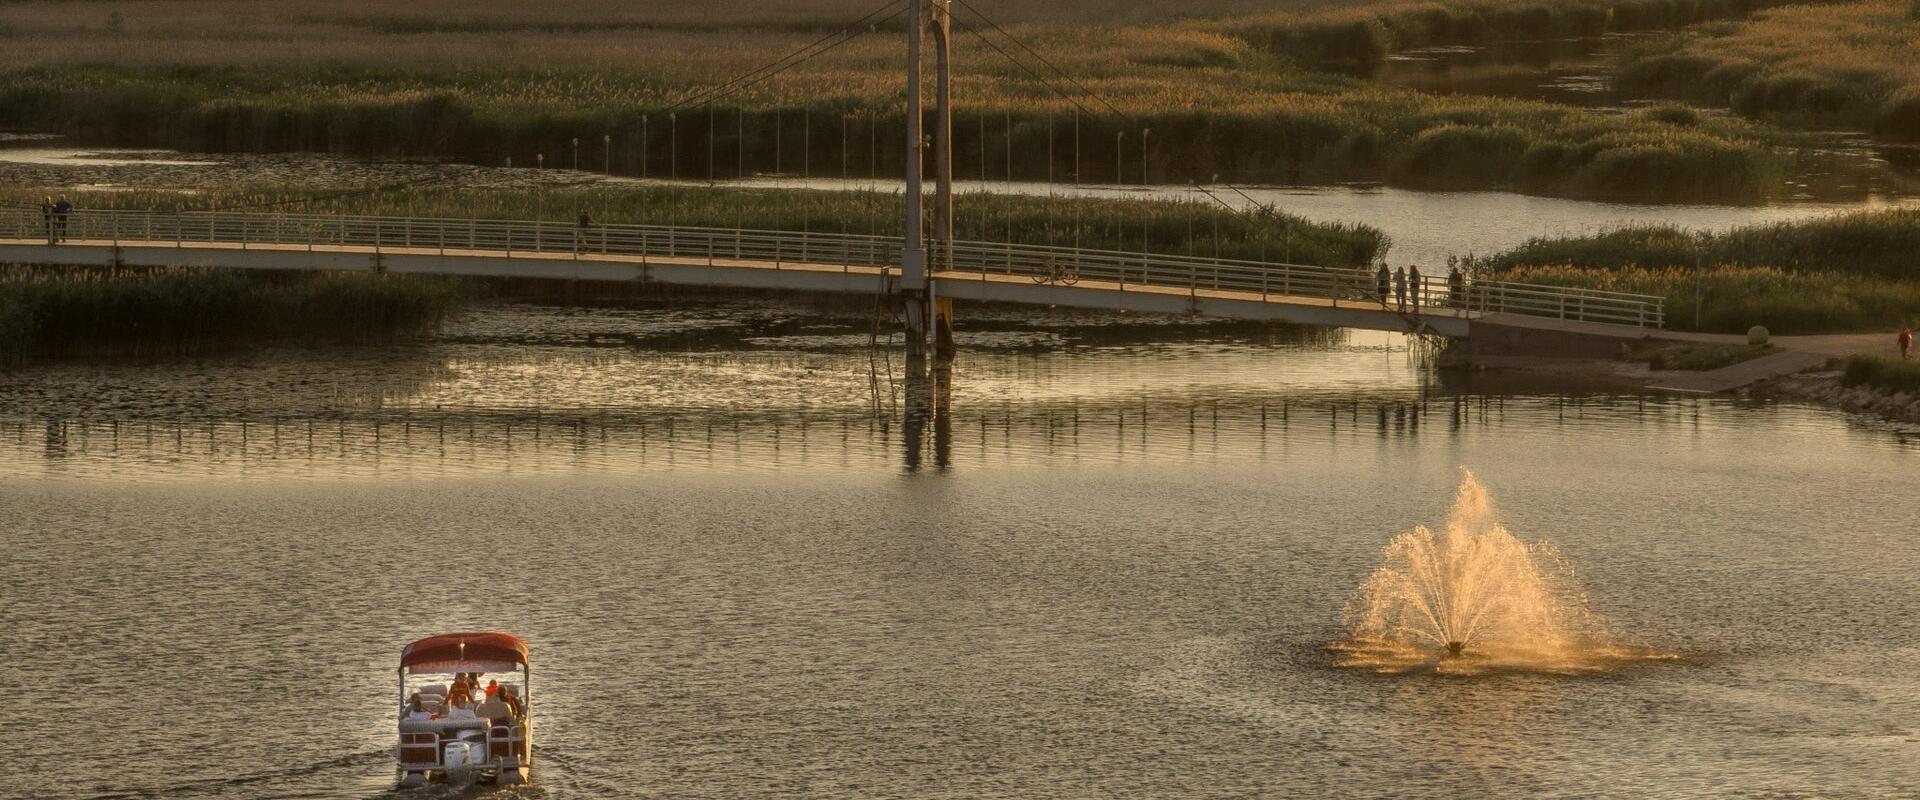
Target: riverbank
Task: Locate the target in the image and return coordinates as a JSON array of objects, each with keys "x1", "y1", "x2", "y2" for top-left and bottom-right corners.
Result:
[
  {"x1": 0, "y1": 184, "x2": 1391, "y2": 268},
  {"x1": 1760, "y1": 361, "x2": 1920, "y2": 421},
  {"x1": 0, "y1": 266, "x2": 459, "y2": 366},
  {"x1": 1477, "y1": 208, "x2": 1920, "y2": 333}
]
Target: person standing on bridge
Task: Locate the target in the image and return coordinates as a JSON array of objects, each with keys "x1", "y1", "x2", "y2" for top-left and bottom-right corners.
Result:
[
  {"x1": 1900, "y1": 323, "x2": 1913, "y2": 361},
  {"x1": 1392, "y1": 266, "x2": 1407, "y2": 313},
  {"x1": 52, "y1": 195, "x2": 72, "y2": 243},
  {"x1": 1408, "y1": 264, "x2": 1423, "y2": 313},
  {"x1": 574, "y1": 209, "x2": 594, "y2": 254},
  {"x1": 40, "y1": 196, "x2": 55, "y2": 245},
  {"x1": 1375, "y1": 262, "x2": 1391, "y2": 309},
  {"x1": 1447, "y1": 258, "x2": 1466, "y2": 311}
]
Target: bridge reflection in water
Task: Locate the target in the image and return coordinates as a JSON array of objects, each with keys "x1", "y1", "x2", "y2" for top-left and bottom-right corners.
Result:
[{"x1": 9, "y1": 386, "x2": 1726, "y2": 481}]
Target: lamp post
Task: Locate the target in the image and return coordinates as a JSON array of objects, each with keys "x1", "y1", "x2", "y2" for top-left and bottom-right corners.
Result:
[
  {"x1": 571, "y1": 137, "x2": 579, "y2": 171},
  {"x1": 1140, "y1": 128, "x2": 1150, "y2": 186},
  {"x1": 1693, "y1": 230, "x2": 1708, "y2": 329},
  {"x1": 1141, "y1": 129, "x2": 1151, "y2": 256},
  {"x1": 602, "y1": 134, "x2": 611, "y2": 174}
]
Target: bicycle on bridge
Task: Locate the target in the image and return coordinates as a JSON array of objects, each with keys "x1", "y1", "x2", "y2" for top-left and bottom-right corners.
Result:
[{"x1": 1029, "y1": 255, "x2": 1079, "y2": 286}]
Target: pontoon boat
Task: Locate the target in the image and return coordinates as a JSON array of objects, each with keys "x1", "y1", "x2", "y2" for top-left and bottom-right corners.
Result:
[{"x1": 395, "y1": 632, "x2": 532, "y2": 787}]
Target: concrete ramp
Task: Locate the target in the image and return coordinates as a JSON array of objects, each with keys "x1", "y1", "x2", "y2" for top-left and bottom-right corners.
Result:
[{"x1": 1647, "y1": 350, "x2": 1830, "y2": 393}]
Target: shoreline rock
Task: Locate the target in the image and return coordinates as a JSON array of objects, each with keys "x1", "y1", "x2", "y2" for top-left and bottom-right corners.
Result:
[{"x1": 1752, "y1": 370, "x2": 1920, "y2": 423}]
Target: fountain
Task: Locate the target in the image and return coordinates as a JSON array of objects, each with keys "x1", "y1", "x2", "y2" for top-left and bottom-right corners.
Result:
[{"x1": 1331, "y1": 470, "x2": 1671, "y2": 675}]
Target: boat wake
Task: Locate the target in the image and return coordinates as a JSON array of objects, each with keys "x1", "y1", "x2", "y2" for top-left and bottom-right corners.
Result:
[
  {"x1": 83, "y1": 749, "x2": 393, "y2": 800},
  {"x1": 1330, "y1": 470, "x2": 1677, "y2": 676}
]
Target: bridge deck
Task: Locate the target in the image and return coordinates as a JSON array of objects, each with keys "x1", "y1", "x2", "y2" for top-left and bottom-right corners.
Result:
[{"x1": 0, "y1": 209, "x2": 1665, "y2": 338}]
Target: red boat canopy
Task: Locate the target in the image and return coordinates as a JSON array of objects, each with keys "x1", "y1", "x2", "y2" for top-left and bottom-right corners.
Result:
[{"x1": 401, "y1": 632, "x2": 529, "y2": 674}]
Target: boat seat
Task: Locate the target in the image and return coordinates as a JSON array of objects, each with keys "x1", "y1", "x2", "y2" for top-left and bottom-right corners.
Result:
[{"x1": 400, "y1": 717, "x2": 490, "y2": 736}]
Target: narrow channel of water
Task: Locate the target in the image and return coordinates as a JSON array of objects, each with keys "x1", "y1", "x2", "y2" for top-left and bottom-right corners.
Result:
[{"x1": 722, "y1": 176, "x2": 1914, "y2": 265}]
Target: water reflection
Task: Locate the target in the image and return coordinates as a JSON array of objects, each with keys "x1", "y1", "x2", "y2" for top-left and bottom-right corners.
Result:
[
  {"x1": 1, "y1": 302, "x2": 1913, "y2": 482},
  {"x1": 10, "y1": 387, "x2": 1906, "y2": 482},
  {"x1": 8, "y1": 307, "x2": 1920, "y2": 800}
]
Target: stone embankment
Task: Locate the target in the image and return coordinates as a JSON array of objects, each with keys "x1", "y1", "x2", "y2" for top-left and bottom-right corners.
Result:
[{"x1": 1759, "y1": 370, "x2": 1920, "y2": 423}]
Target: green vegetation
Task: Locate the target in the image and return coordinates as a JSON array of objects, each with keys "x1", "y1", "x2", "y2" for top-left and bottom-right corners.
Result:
[
  {"x1": 1842, "y1": 354, "x2": 1920, "y2": 392},
  {"x1": 0, "y1": 185, "x2": 1391, "y2": 268},
  {"x1": 1492, "y1": 263, "x2": 1920, "y2": 334},
  {"x1": 1482, "y1": 209, "x2": 1920, "y2": 334},
  {"x1": 0, "y1": 266, "x2": 460, "y2": 366},
  {"x1": 1617, "y1": 0, "x2": 1920, "y2": 140},
  {"x1": 1484, "y1": 208, "x2": 1920, "y2": 279},
  {"x1": 1216, "y1": 0, "x2": 1792, "y2": 70},
  {"x1": 0, "y1": 0, "x2": 1803, "y2": 202}
]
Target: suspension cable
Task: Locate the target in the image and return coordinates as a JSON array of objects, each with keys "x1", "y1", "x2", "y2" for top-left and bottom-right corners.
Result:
[{"x1": 660, "y1": 0, "x2": 906, "y2": 115}]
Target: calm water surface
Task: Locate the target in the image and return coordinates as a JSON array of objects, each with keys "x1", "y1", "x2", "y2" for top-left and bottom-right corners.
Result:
[{"x1": 6, "y1": 303, "x2": 1919, "y2": 798}]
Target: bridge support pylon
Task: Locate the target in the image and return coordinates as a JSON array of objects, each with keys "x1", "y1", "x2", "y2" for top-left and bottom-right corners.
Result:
[
  {"x1": 932, "y1": 295, "x2": 955, "y2": 362},
  {"x1": 901, "y1": 0, "x2": 955, "y2": 370}
]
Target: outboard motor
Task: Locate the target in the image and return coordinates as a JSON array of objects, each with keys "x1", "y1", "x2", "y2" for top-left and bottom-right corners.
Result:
[{"x1": 443, "y1": 737, "x2": 483, "y2": 785}]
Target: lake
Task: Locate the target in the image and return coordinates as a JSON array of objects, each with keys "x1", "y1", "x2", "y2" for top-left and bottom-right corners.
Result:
[{"x1": 5, "y1": 302, "x2": 1917, "y2": 798}]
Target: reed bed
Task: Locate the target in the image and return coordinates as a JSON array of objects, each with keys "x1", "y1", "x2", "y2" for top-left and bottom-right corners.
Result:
[
  {"x1": 1842, "y1": 355, "x2": 1920, "y2": 392},
  {"x1": 1484, "y1": 208, "x2": 1920, "y2": 278},
  {"x1": 1213, "y1": 0, "x2": 1794, "y2": 69},
  {"x1": 1489, "y1": 263, "x2": 1920, "y2": 333},
  {"x1": 1, "y1": 185, "x2": 1390, "y2": 268},
  {"x1": 0, "y1": 266, "x2": 461, "y2": 365},
  {"x1": 0, "y1": 0, "x2": 1793, "y2": 202},
  {"x1": 1482, "y1": 208, "x2": 1920, "y2": 332},
  {"x1": 1616, "y1": 0, "x2": 1920, "y2": 140}
]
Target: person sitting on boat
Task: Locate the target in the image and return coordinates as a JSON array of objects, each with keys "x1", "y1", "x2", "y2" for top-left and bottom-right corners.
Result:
[
  {"x1": 445, "y1": 697, "x2": 479, "y2": 720},
  {"x1": 484, "y1": 679, "x2": 501, "y2": 700},
  {"x1": 499, "y1": 684, "x2": 524, "y2": 718},
  {"x1": 404, "y1": 693, "x2": 434, "y2": 721},
  {"x1": 475, "y1": 691, "x2": 514, "y2": 724}
]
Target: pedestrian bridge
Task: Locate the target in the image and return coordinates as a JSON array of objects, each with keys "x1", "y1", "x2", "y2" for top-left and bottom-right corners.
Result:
[{"x1": 0, "y1": 210, "x2": 1665, "y2": 338}]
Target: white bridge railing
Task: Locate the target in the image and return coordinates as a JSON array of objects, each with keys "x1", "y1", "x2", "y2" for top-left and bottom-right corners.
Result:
[{"x1": 2, "y1": 209, "x2": 1665, "y2": 328}]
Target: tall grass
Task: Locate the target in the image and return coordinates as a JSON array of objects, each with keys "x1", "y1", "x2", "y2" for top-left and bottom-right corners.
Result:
[
  {"x1": 1483, "y1": 208, "x2": 1920, "y2": 332},
  {"x1": 1216, "y1": 0, "x2": 1798, "y2": 71},
  {"x1": 1616, "y1": 0, "x2": 1920, "y2": 140},
  {"x1": 0, "y1": 0, "x2": 1794, "y2": 202},
  {"x1": 1491, "y1": 263, "x2": 1920, "y2": 333},
  {"x1": 1484, "y1": 208, "x2": 1920, "y2": 278},
  {"x1": 1842, "y1": 355, "x2": 1920, "y2": 392},
  {"x1": 2, "y1": 185, "x2": 1391, "y2": 268},
  {"x1": 0, "y1": 69, "x2": 1789, "y2": 202},
  {"x1": 0, "y1": 266, "x2": 460, "y2": 365}
]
